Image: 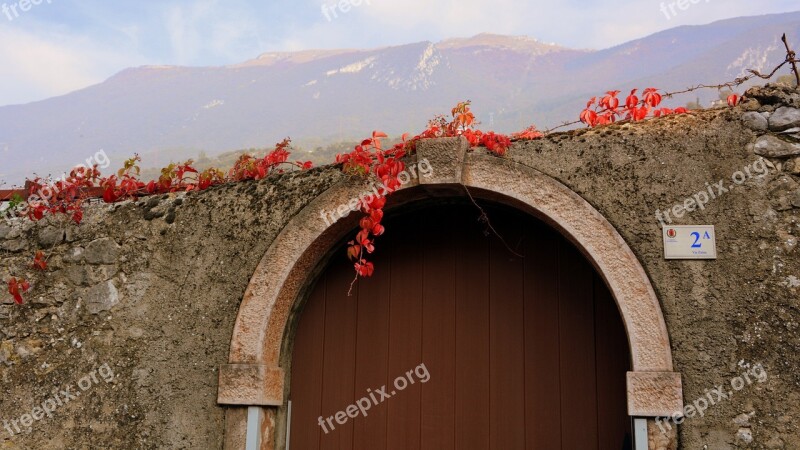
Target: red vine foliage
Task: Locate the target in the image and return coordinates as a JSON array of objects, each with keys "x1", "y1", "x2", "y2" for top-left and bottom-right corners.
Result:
[
  {"x1": 333, "y1": 101, "x2": 532, "y2": 290},
  {"x1": 25, "y1": 165, "x2": 102, "y2": 224},
  {"x1": 579, "y1": 88, "x2": 689, "y2": 127},
  {"x1": 7, "y1": 277, "x2": 30, "y2": 305},
  {"x1": 32, "y1": 250, "x2": 48, "y2": 271}
]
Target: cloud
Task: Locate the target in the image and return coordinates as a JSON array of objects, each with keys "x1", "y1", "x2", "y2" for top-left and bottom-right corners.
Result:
[
  {"x1": 0, "y1": 26, "x2": 145, "y2": 105},
  {"x1": 310, "y1": 0, "x2": 800, "y2": 49},
  {"x1": 162, "y1": 1, "x2": 271, "y2": 65}
]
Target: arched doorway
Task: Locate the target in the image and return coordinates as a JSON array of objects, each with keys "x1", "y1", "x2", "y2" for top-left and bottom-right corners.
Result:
[
  {"x1": 289, "y1": 202, "x2": 631, "y2": 449},
  {"x1": 217, "y1": 138, "x2": 682, "y2": 450}
]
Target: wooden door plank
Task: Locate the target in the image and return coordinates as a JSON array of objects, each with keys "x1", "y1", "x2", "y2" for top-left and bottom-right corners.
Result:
[
  {"x1": 489, "y1": 209, "x2": 526, "y2": 450},
  {"x1": 352, "y1": 249, "x2": 392, "y2": 449},
  {"x1": 594, "y1": 274, "x2": 631, "y2": 450},
  {"x1": 523, "y1": 223, "x2": 563, "y2": 449},
  {"x1": 290, "y1": 275, "x2": 328, "y2": 450},
  {"x1": 455, "y1": 207, "x2": 492, "y2": 450},
  {"x1": 420, "y1": 209, "x2": 457, "y2": 450},
  {"x1": 558, "y1": 241, "x2": 599, "y2": 450},
  {"x1": 386, "y1": 225, "x2": 423, "y2": 450},
  {"x1": 319, "y1": 259, "x2": 360, "y2": 450}
]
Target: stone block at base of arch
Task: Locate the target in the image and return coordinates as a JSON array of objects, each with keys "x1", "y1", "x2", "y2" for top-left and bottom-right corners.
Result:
[
  {"x1": 627, "y1": 371, "x2": 684, "y2": 416},
  {"x1": 218, "y1": 364, "x2": 284, "y2": 406}
]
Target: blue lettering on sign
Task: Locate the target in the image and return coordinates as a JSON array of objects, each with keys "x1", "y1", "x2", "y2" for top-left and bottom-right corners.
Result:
[{"x1": 691, "y1": 232, "x2": 702, "y2": 248}]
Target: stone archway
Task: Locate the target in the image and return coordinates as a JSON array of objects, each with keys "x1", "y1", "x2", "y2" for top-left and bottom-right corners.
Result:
[{"x1": 217, "y1": 137, "x2": 683, "y2": 449}]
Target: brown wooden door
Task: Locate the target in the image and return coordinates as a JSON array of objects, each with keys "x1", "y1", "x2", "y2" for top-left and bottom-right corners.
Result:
[{"x1": 289, "y1": 203, "x2": 631, "y2": 450}]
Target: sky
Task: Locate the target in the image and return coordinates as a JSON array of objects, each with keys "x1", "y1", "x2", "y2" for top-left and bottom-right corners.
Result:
[{"x1": 0, "y1": 0, "x2": 798, "y2": 106}]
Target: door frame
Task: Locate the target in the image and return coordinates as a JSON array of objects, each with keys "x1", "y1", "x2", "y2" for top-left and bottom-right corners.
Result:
[{"x1": 217, "y1": 137, "x2": 683, "y2": 449}]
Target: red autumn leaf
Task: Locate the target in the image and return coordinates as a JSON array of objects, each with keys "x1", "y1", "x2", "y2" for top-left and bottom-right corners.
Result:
[
  {"x1": 355, "y1": 260, "x2": 374, "y2": 277},
  {"x1": 512, "y1": 125, "x2": 544, "y2": 140},
  {"x1": 7, "y1": 277, "x2": 30, "y2": 305},
  {"x1": 362, "y1": 196, "x2": 386, "y2": 213},
  {"x1": 600, "y1": 90, "x2": 620, "y2": 111},
  {"x1": 347, "y1": 244, "x2": 361, "y2": 261},
  {"x1": 480, "y1": 132, "x2": 512, "y2": 156},
  {"x1": 33, "y1": 251, "x2": 48, "y2": 271},
  {"x1": 580, "y1": 109, "x2": 598, "y2": 127},
  {"x1": 643, "y1": 88, "x2": 663, "y2": 108},
  {"x1": 102, "y1": 186, "x2": 117, "y2": 203},
  {"x1": 356, "y1": 229, "x2": 370, "y2": 245},
  {"x1": 359, "y1": 217, "x2": 374, "y2": 231},
  {"x1": 625, "y1": 89, "x2": 639, "y2": 109}
]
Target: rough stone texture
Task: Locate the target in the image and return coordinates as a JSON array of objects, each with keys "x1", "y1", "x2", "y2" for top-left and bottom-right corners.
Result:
[
  {"x1": 83, "y1": 237, "x2": 120, "y2": 265},
  {"x1": 84, "y1": 280, "x2": 120, "y2": 314},
  {"x1": 741, "y1": 111, "x2": 769, "y2": 131},
  {"x1": 37, "y1": 227, "x2": 64, "y2": 247},
  {"x1": 627, "y1": 372, "x2": 684, "y2": 417},
  {"x1": 787, "y1": 157, "x2": 800, "y2": 175},
  {"x1": 0, "y1": 224, "x2": 12, "y2": 239},
  {"x1": 649, "y1": 419, "x2": 678, "y2": 450},
  {"x1": 0, "y1": 85, "x2": 798, "y2": 449},
  {"x1": 217, "y1": 365, "x2": 284, "y2": 406},
  {"x1": 1, "y1": 238, "x2": 28, "y2": 253},
  {"x1": 753, "y1": 134, "x2": 800, "y2": 158},
  {"x1": 416, "y1": 136, "x2": 470, "y2": 185},
  {"x1": 769, "y1": 106, "x2": 800, "y2": 131}
]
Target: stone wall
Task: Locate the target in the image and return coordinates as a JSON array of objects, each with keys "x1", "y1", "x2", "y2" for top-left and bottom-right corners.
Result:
[{"x1": 1, "y1": 84, "x2": 799, "y2": 449}]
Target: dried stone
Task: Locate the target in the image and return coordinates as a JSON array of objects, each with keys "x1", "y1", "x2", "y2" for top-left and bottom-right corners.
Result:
[
  {"x1": 753, "y1": 135, "x2": 800, "y2": 158},
  {"x1": 746, "y1": 84, "x2": 800, "y2": 108},
  {"x1": 765, "y1": 437, "x2": 785, "y2": 449},
  {"x1": 37, "y1": 227, "x2": 64, "y2": 247},
  {"x1": 65, "y1": 226, "x2": 81, "y2": 243},
  {"x1": 84, "y1": 237, "x2": 120, "y2": 265},
  {"x1": 792, "y1": 190, "x2": 800, "y2": 208},
  {"x1": 787, "y1": 157, "x2": 800, "y2": 175},
  {"x1": 0, "y1": 224, "x2": 11, "y2": 239},
  {"x1": 733, "y1": 412, "x2": 754, "y2": 427},
  {"x1": 741, "y1": 112, "x2": 768, "y2": 131},
  {"x1": 5, "y1": 226, "x2": 21, "y2": 239},
  {"x1": 736, "y1": 428, "x2": 753, "y2": 444},
  {"x1": 1, "y1": 238, "x2": 28, "y2": 253},
  {"x1": 165, "y1": 207, "x2": 177, "y2": 225},
  {"x1": 84, "y1": 280, "x2": 119, "y2": 314},
  {"x1": 63, "y1": 247, "x2": 85, "y2": 263},
  {"x1": 143, "y1": 208, "x2": 165, "y2": 221},
  {"x1": 742, "y1": 99, "x2": 761, "y2": 111},
  {"x1": 769, "y1": 106, "x2": 800, "y2": 131},
  {"x1": 66, "y1": 265, "x2": 118, "y2": 286}
]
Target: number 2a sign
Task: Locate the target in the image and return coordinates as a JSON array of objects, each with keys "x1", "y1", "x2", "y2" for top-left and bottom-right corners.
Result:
[{"x1": 663, "y1": 225, "x2": 717, "y2": 260}]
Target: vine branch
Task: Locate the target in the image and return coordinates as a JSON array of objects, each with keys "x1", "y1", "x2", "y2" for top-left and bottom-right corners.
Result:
[{"x1": 462, "y1": 184, "x2": 524, "y2": 258}]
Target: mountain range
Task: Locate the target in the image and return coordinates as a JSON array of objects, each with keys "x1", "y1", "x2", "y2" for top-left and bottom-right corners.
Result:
[{"x1": 1, "y1": 11, "x2": 800, "y2": 185}]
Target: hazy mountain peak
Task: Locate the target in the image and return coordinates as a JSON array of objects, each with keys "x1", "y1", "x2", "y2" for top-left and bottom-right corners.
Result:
[
  {"x1": 436, "y1": 33, "x2": 568, "y2": 54},
  {"x1": 235, "y1": 49, "x2": 359, "y2": 68}
]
